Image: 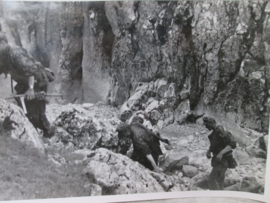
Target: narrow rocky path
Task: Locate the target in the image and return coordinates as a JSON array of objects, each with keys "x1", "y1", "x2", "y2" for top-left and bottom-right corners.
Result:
[{"x1": 159, "y1": 123, "x2": 266, "y2": 193}]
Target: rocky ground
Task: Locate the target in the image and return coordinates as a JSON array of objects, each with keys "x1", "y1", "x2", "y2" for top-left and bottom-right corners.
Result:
[
  {"x1": 0, "y1": 1, "x2": 269, "y2": 201},
  {"x1": 0, "y1": 98, "x2": 267, "y2": 199},
  {"x1": 47, "y1": 102, "x2": 268, "y2": 194},
  {"x1": 160, "y1": 123, "x2": 267, "y2": 192}
]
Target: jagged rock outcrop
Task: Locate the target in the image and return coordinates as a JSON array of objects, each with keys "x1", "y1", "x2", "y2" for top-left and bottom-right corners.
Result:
[
  {"x1": 45, "y1": 102, "x2": 121, "y2": 151},
  {"x1": 0, "y1": 96, "x2": 267, "y2": 195},
  {"x1": 1, "y1": 97, "x2": 263, "y2": 194},
  {"x1": 0, "y1": 1, "x2": 269, "y2": 132},
  {"x1": 0, "y1": 99, "x2": 45, "y2": 153},
  {"x1": 0, "y1": 1, "x2": 269, "y2": 197},
  {"x1": 82, "y1": 148, "x2": 172, "y2": 194},
  {"x1": 119, "y1": 79, "x2": 176, "y2": 130},
  {"x1": 57, "y1": 2, "x2": 84, "y2": 103}
]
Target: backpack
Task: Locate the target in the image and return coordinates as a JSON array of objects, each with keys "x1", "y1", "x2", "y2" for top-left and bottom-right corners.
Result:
[
  {"x1": 223, "y1": 129, "x2": 238, "y2": 169},
  {"x1": 224, "y1": 151, "x2": 238, "y2": 169}
]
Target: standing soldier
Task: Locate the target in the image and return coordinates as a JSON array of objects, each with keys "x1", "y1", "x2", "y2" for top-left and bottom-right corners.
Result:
[
  {"x1": 203, "y1": 117, "x2": 237, "y2": 190},
  {"x1": 0, "y1": 29, "x2": 55, "y2": 138}
]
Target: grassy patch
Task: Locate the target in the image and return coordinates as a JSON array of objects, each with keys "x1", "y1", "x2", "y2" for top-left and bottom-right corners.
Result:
[{"x1": 0, "y1": 135, "x2": 90, "y2": 200}]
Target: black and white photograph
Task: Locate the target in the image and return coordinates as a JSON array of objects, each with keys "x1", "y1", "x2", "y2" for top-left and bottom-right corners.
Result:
[{"x1": 0, "y1": 1, "x2": 269, "y2": 202}]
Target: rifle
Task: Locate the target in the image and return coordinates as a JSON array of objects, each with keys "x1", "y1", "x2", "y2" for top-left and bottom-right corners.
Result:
[
  {"x1": 5, "y1": 91, "x2": 63, "y2": 100},
  {"x1": 4, "y1": 91, "x2": 63, "y2": 114}
]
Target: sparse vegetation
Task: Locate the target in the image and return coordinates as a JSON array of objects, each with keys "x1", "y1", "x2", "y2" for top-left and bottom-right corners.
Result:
[{"x1": 0, "y1": 135, "x2": 90, "y2": 200}]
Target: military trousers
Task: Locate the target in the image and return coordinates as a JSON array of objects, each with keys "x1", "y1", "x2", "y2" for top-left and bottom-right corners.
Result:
[
  {"x1": 15, "y1": 83, "x2": 51, "y2": 137},
  {"x1": 208, "y1": 165, "x2": 227, "y2": 190}
]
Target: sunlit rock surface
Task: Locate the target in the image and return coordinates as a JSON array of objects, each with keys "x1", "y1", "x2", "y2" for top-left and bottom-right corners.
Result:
[
  {"x1": 0, "y1": 99, "x2": 45, "y2": 153},
  {"x1": 1, "y1": 1, "x2": 269, "y2": 132}
]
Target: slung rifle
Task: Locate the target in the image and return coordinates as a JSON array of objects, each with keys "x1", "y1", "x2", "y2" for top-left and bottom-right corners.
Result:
[{"x1": 4, "y1": 91, "x2": 63, "y2": 114}]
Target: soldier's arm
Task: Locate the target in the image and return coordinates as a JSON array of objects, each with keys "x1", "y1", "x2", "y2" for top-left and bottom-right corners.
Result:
[
  {"x1": 206, "y1": 148, "x2": 212, "y2": 158},
  {"x1": 146, "y1": 154, "x2": 163, "y2": 173},
  {"x1": 25, "y1": 75, "x2": 35, "y2": 100},
  {"x1": 218, "y1": 145, "x2": 233, "y2": 156},
  {"x1": 216, "y1": 145, "x2": 233, "y2": 161}
]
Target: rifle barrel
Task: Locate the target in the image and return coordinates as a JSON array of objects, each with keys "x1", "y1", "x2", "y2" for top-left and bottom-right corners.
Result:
[
  {"x1": 45, "y1": 94, "x2": 63, "y2": 97},
  {"x1": 4, "y1": 94, "x2": 26, "y2": 99},
  {"x1": 4, "y1": 93, "x2": 63, "y2": 99}
]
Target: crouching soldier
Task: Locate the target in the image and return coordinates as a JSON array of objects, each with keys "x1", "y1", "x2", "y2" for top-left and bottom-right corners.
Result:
[
  {"x1": 0, "y1": 30, "x2": 55, "y2": 138},
  {"x1": 129, "y1": 116, "x2": 170, "y2": 173},
  {"x1": 116, "y1": 116, "x2": 170, "y2": 173},
  {"x1": 203, "y1": 117, "x2": 237, "y2": 190}
]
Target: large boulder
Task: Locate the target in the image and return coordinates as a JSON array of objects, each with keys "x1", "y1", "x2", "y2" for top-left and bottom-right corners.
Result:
[
  {"x1": 238, "y1": 176, "x2": 262, "y2": 193},
  {"x1": 47, "y1": 102, "x2": 121, "y2": 151},
  {"x1": 246, "y1": 144, "x2": 267, "y2": 159},
  {"x1": 182, "y1": 165, "x2": 199, "y2": 178},
  {"x1": 234, "y1": 148, "x2": 252, "y2": 165},
  {"x1": 190, "y1": 172, "x2": 209, "y2": 189},
  {"x1": 82, "y1": 148, "x2": 175, "y2": 195},
  {"x1": 88, "y1": 184, "x2": 102, "y2": 196},
  {"x1": 253, "y1": 135, "x2": 268, "y2": 152},
  {"x1": 0, "y1": 99, "x2": 45, "y2": 153},
  {"x1": 160, "y1": 153, "x2": 189, "y2": 173}
]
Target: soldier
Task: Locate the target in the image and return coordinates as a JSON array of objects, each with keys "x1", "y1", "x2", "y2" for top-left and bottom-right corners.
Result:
[
  {"x1": 116, "y1": 122, "x2": 133, "y2": 155},
  {"x1": 203, "y1": 117, "x2": 237, "y2": 190},
  {"x1": 129, "y1": 116, "x2": 165, "y2": 173},
  {"x1": 0, "y1": 30, "x2": 55, "y2": 138}
]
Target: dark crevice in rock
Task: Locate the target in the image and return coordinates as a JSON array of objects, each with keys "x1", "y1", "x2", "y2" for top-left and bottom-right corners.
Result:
[
  {"x1": 182, "y1": 4, "x2": 194, "y2": 40},
  {"x1": 214, "y1": 2, "x2": 262, "y2": 103},
  {"x1": 101, "y1": 16, "x2": 115, "y2": 63},
  {"x1": 223, "y1": 1, "x2": 239, "y2": 29},
  {"x1": 128, "y1": 25, "x2": 139, "y2": 58},
  {"x1": 156, "y1": 24, "x2": 167, "y2": 46},
  {"x1": 189, "y1": 54, "x2": 201, "y2": 110},
  {"x1": 261, "y1": 66, "x2": 270, "y2": 133},
  {"x1": 89, "y1": 2, "x2": 115, "y2": 62},
  {"x1": 247, "y1": 51, "x2": 265, "y2": 66},
  {"x1": 256, "y1": 2, "x2": 268, "y2": 34},
  {"x1": 156, "y1": 7, "x2": 174, "y2": 46},
  {"x1": 133, "y1": 1, "x2": 140, "y2": 24}
]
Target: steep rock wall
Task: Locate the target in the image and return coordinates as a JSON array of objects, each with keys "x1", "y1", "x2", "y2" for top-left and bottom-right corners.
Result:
[{"x1": 0, "y1": 1, "x2": 269, "y2": 132}]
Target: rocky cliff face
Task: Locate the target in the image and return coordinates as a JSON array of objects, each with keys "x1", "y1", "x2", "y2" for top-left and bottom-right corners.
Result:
[{"x1": 0, "y1": 1, "x2": 269, "y2": 132}]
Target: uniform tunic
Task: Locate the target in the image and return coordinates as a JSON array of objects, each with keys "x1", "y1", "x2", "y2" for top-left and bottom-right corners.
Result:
[
  {"x1": 130, "y1": 122, "x2": 162, "y2": 170},
  {"x1": 208, "y1": 125, "x2": 237, "y2": 190},
  {"x1": 0, "y1": 33, "x2": 51, "y2": 136},
  {"x1": 116, "y1": 122, "x2": 133, "y2": 155}
]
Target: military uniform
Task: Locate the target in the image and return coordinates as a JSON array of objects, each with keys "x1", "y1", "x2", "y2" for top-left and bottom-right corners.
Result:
[
  {"x1": 0, "y1": 32, "x2": 53, "y2": 137},
  {"x1": 130, "y1": 122, "x2": 162, "y2": 170},
  {"x1": 207, "y1": 125, "x2": 237, "y2": 190},
  {"x1": 116, "y1": 122, "x2": 133, "y2": 155}
]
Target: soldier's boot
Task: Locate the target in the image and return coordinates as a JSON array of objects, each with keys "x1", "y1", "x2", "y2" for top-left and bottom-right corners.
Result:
[{"x1": 40, "y1": 112, "x2": 55, "y2": 138}]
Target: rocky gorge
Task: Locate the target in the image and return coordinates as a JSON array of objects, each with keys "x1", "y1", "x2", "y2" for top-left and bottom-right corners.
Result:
[
  {"x1": 0, "y1": 0, "x2": 269, "y2": 200},
  {"x1": 0, "y1": 98, "x2": 268, "y2": 197}
]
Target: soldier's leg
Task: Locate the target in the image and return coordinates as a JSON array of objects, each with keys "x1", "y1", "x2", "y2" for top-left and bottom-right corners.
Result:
[
  {"x1": 208, "y1": 167, "x2": 220, "y2": 190},
  {"x1": 209, "y1": 166, "x2": 227, "y2": 190},
  {"x1": 131, "y1": 150, "x2": 153, "y2": 170},
  {"x1": 218, "y1": 167, "x2": 227, "y2": 190},
  {"x1": 23, "y1": 98, "x2": 41, "y2": 129},
  {"x1": 38, "y1": 99, "x2": 54, "y2": 138}
]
